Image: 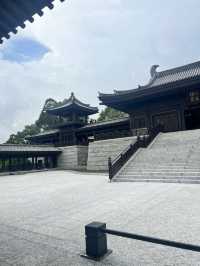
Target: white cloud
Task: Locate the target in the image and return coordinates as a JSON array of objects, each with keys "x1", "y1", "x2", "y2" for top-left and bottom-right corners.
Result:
[{"x1": 1, "y1": 0, "x2": 200, "y2": 142}]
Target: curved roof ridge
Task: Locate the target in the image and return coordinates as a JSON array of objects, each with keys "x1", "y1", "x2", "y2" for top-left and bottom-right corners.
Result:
[
  {"x1": 48, "y1": 92, "x2": 97, "y2": 111},
  {"x1": 47, "y1": 92, "x2": 98, "y2": 116},
  {"x1": 65, "y1": 92, "x2": 90, "y2": 107},
  {"x1": 157, "y1": 60, "x2": 200, "y2": 76}
]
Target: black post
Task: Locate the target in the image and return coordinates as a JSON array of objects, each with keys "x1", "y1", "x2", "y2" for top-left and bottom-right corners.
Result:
[
  {"x1": 9, "y1": 157, "x2": 12, "y2": 171},
  {"x1": 2, "y1": 159, "x2": 5, "y2": 172},
  {"x1": 108, "y1": 157, "x2": 112, "y2": 181},
  {"x1": 23, "y1": 156, "x2": 26, "y2": 171},
  {"x1": 81, "y1": 222, "x2": 112, "y2": 261}
]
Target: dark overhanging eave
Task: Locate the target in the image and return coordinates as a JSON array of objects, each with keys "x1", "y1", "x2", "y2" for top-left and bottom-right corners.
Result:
[
  {"x1": 0, "y1": 0, "x2": 66, "y2": 44},
  {"x1": 47, "y1": 105, "x2": 98, "y2": 117}
]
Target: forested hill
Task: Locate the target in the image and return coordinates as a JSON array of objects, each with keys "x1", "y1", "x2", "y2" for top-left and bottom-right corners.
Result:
[{"x1": 6, "y1": 99, "x2": 127, "y2": 144}]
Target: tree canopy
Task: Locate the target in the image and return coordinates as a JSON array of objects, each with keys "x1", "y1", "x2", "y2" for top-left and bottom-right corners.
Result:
[
  {"x1": 97, "y1": 107, "x2": 128, "y2": 122},
  {"x1": 6, "y1": 98, "x2": 61, "y2": 144}
]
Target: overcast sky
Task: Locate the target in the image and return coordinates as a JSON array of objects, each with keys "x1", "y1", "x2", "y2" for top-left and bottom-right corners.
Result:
[{"x1": 0, "y1": 0, "x2": 200, "y2": 143}]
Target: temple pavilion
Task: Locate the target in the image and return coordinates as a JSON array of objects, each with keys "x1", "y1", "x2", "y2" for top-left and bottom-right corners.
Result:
[{"x1": 27, "y1": 92, "x2": 131, "y2": 146}]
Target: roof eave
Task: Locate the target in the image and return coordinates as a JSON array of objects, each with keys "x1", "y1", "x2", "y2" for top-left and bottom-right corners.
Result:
[{"x1": 99, "y1": 76, "x2": 200, "y2": 105}]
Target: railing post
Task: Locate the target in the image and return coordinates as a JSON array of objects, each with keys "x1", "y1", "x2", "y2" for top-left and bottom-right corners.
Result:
[
  {"x1": 81, "y1": 222, "x2": 112, "y2": 261},
  {"x1": 108, "y1": 157, "x2": 112, "y2": 181}
]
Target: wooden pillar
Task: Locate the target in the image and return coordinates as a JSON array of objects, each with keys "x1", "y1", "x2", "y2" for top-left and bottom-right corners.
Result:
[
  {"x1": 35, "y1": 156, "x2": 38, "y2": 169},
  {"x1": 32, "y1": 157, "x2": 34, "y2": 169},
  {"x1": 2, "y1": 159, "x2": 5, "y2": 172},
  {"x1": 23, "y1": 156, "x2": 26, "y2": 170},
  {"x1": 9, "y1": 157, "x2": 12, "y2": 171},
  {"x1": 17, "y1": 158, "x2": 21, "y2": 171},
  {"x1": 44, "y1": 156, "x2": 49, "y2": 168},
  {"x1": 0, "y1": 159, "x2": 2, "y2": 172}
]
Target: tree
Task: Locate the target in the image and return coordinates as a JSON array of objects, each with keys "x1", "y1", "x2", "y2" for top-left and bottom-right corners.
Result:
[
  {"x1": 6, "y1": 124, "x2": 40, "y2": 144},
  {"x1": 35, "y1": 98, "x2": 62, "y2": 130},
  {"x1": 6, "y1": 98, "x2": 61, "y2": 144},
  {"x1": 97, "y1": 107, "x2": 128, "y2": 122}
]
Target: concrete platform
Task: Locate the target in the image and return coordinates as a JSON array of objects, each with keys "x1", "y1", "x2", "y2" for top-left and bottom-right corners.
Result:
[{"x1": 0, "y1": 170, "x2": 200, "y2": 265}]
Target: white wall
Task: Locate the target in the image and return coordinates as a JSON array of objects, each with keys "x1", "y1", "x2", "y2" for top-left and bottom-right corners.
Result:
[{"x1": 58, "y1": 145, "x2": 88, "y2": 170}]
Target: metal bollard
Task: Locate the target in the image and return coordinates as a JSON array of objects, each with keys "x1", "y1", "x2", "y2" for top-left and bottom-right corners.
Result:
[{"x1": 81, "y1": 222, "x2": 112, "y2": 261}]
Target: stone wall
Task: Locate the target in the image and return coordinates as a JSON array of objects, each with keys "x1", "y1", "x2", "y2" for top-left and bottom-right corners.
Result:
[
  {"x1": 58, "y1": 145, "x2": 88, "y2": 170},
  {"x1": 87, "y1": 136, "x2": 137, "y2": 171}
]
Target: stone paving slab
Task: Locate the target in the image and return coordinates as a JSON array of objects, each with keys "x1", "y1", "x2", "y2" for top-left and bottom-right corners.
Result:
[{"x1": 0, "y1": 170, "x2": 200, "y2": 265}]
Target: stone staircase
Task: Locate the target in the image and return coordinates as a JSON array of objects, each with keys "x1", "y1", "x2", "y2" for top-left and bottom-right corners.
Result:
[
  {"x1": 87, "y1": 136, "x2": 137, "y2": 171},
  {"x1": 114, "y1": 129, "x2": 200, "y2": 184}
]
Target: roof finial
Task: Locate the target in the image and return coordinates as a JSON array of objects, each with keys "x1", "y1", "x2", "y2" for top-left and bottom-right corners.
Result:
[
  {"x1": 70, "y1": 92, "x2": 75, "y2": 100},
  {"x1": 150, "y1": 65, "x2": 159, "y2": 78}
]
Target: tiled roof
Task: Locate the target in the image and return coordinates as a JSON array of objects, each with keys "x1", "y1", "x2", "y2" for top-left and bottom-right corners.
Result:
[
  {"x1": 99, "y1": 61, "x2": 200, "y2": 99},
  {"x1": 47, "y1": 92, "x2": 98, "y2": 116},
  {"x1": 0, "y1": 0, "x2": 65, "y2": 44},
  {"x1": 149, "y1": 61, "x2": 200, "y2": 88},
  {"x1": 0, "y1": 144, "x2": 61, "y2": 153},
  {"x1": 78, "y1": 117, "x2": 129, "y2": 132},
  {"x1": 26, "y1": 129, "x2": 59, "y2": 140}
]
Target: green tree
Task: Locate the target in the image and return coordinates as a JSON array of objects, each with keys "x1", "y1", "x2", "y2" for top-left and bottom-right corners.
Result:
[
  {"x1": 97, "y1": 107, "x2": 128, "y2": 122},
  {"x1": 6, "y1": 124, "x2": 40, "y2": 144},
  {"x1": 6, "y1": 98, "x2": 61, "y2": 144},
  {"x1": 35, "y1": 98, "x2": 62, "y2": 130}
]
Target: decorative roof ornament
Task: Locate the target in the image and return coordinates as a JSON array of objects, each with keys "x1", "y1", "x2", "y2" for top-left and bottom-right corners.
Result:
[
  {"x1": 150, "y1": 65, "x2": 160, "y2": 78},
  {"x1": 70, "y1": 92, "x2": 75, "y2": 100}
]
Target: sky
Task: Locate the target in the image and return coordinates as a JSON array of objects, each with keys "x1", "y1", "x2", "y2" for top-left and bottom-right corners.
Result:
[{"x1": 0, "y1": 0, "x2": 200, "y2": 143}]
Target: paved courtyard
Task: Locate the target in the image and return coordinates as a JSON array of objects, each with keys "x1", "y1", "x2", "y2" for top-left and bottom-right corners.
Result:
[{"x1": 0, "y1": 170, "x2": 200, "y2": 265}]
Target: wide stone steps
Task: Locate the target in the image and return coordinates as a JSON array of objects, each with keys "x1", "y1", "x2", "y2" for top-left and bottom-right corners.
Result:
[
  {"x1": 117, "y1": 173, "x2": 200, "y2": 179},
  {"x1": 123, "y1": 168, "x2": 200, "y2": 172},
  {"x1": 114, "y1": 178, "x2": 200, "y2": 184},
  {"x1": 87, "y1": 136, "x2": 137, "y2": 171},
  {"x1": 114, "y1": 129, "x2": 200, "y2": 184}
]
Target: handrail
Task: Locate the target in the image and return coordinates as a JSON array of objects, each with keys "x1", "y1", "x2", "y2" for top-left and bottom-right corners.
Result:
[
  {"x1": 103, "y1": 228, "x2": 200, "y2": 252},
  {"x1": 108, "y1": 125, "x2": 163, "y2": 181},
  {"x1": 82, "y1": 221, "x2": 200, "y2": 261}
]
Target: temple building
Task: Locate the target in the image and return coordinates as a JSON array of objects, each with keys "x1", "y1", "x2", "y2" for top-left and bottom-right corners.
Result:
[
  {"x1": 27, "y1": 92, "x2": 131, "y2": 146},
  {"x1": 99, "y1": 61, "x2": 200, "y2": 135},
  {"x1": 2, "y1": 60, "x2": 200, "y2": 173}
]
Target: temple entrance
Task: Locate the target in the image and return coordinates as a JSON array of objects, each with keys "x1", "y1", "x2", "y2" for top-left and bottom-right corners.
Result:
[
  {"x1": 152, "y1": 111, "x2": 179, "y2": 132},
  {"x1": 185, "y1": 107, "x2": 200, "y2": 130}
]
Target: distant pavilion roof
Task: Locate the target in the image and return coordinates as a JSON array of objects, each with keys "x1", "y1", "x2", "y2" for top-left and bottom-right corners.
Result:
[
  {"x1": 26, "y1": 129, "x2": 60, "y2": 140},
  {"x1": 47, "y1": 92, "x2": 98, "y2": 117},
  {"x1": 99, "y1": 61, "x2": 200, "y2": 105},
  {"x1": 0, "y1": 0, "x2": 65, "y2": 44}
]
